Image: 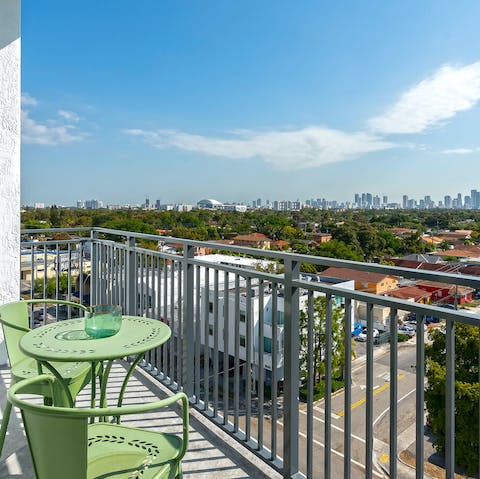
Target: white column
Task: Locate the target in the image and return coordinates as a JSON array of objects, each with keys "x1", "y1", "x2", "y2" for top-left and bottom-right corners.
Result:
[{"x1": 0, "y1": 0, "x2": 21, "y2": 365}]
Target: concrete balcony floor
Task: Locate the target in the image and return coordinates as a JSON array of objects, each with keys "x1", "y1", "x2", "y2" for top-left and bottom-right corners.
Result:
[{"x1": 0, "y1": 362, "x2": 280, "y2": 479}]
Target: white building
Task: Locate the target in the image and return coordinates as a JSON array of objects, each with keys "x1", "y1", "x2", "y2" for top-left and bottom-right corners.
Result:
[{"x1": 199, "y1": 273, "x2": 355, "y2": 384}]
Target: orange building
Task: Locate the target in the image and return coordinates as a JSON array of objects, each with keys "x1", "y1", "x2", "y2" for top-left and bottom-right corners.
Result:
[
  {"x1": 322, "y1": 267, "x2": 399, "y2": 294},
  {"x1": 232, "y1": 233, "x2": 272, "y2": 249}
]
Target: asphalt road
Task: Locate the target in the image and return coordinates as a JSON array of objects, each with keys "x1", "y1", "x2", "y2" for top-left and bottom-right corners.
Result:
[{"x1": 293, "y1": 341, "x2": 419, "y2": 478}]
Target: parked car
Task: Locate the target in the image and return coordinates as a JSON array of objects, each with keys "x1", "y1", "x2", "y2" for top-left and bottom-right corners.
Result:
[
  {"x1": 351, "y1": 322, "x2": 363, "y2": 337},
  {"x1": 356, "y1": 328, "x2": 379, "y2": 342},
  {"x1": 404, "y1": 321, "x2": 428, "y2": 332},
  {"x1": 398, "y1": 326, "x2": 415, "y2": 338},
  {"x1": 439, "y1": 303, "x2": 456, "y2": 310}
]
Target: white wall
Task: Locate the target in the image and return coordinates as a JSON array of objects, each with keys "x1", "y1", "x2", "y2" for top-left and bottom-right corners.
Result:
[{"x1": 0, "y1": 0, "x2": 21, "y2": 364}]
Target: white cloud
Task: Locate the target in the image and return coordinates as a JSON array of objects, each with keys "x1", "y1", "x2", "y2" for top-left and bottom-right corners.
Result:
[
  {"x1": 22, "y1": 110, "x2": 87, "y2": 145},
  {"x1": 125, "y1": 126, "x2": 395, "y2": 170},
  {"x1": 21, "y1": 92, "x2": 39, "y2": 107},
  {"x1": 20, "y1": 93, "x2": 86, "y2": 145},
  {"x1": 21, "y1": 98, "x2": 86, "y2": 145},
  {"x1": 369, "y1": 61, "x2": 480, "y2": 134},
  {"x1": 58, "y1": 110, "x2": 81, "y2": 122},
  {"x1": 441, "y1": 147, "x2": 480, "y2": 154}
]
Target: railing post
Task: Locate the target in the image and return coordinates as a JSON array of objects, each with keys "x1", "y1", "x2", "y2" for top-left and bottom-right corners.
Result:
[
  {"x1": 182, "y1": 244, "x2": 195, "y2": 397},
  {"x1": 445, "y1": 319, "x2": 455, "y2": 478},
  {"x1": 90, "y1": 230, "x2": 98, "y2": 306},
  {"x1": 126, "y1": 235, "x2": 137, "y2": 316},
  {"x1": 283, "y1": 258, "x2": 300, "y2": 478}
]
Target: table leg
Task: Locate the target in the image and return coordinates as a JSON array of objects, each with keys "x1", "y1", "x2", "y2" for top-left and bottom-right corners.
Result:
[
  {"x1": 114, "y1": 353, "x2": 144, "y2": 424},
  {"x1": 38, "y1": 361, "x2": 74, "y2": 407},
  {"x1": 91, "y1": 362, "x2": 98, "y2": 405},
  {"x1": 99, "y1": 360, "x2": 113, "y2": 422}
]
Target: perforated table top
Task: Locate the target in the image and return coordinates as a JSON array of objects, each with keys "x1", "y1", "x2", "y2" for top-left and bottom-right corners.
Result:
[{"x1": 20, "y1": 316, "x2": 171, "y2": 362}]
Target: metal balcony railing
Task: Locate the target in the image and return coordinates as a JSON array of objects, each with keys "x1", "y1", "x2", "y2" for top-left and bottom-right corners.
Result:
[{"x1": 20, "y1": 227, "x2": 480, "y2": 479}]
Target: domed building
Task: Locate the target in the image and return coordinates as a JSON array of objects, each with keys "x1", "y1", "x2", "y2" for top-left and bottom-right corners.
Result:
[{"x1": 197, "y1": 198, "x2": 223, "y2": 209}]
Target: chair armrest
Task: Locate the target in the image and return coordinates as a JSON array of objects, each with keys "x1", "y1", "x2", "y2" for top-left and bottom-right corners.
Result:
[
  {"x1": 24, "y1": 299, "x2": 89, "y2": 312},
  {"x1": 9, "y1": 376, "x2": 189, "y2": 459},
  {"x1": 0, "y1": 315, "x2": 30, "y2": 332}
]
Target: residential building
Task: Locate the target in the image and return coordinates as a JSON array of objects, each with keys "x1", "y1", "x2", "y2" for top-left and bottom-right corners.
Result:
[
  {"x1": 232, "y1": 233, "x2": 272, "y2": 249},
  {"x1": 322, "y1": 267, "x2": 399, "y2": 294}
]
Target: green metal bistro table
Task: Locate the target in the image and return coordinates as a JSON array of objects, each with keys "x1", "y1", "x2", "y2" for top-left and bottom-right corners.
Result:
[{"x1": 19, "y1": 316, "x2": 171, "y2": 410}]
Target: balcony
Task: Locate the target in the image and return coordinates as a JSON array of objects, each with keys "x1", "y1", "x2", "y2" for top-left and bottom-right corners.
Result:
[{"x1": 2, "y1": 227, "x2": 480, "y2": 478}]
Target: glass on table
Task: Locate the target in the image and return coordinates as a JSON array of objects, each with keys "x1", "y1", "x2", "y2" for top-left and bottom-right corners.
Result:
[{"x1": 85, "y1": 305, "x2": 122, "y2": 338}]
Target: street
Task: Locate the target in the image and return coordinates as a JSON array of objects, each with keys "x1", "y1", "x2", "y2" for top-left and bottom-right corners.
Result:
[{"x1": 293, "y1": 340, "x2": 418, "y2": 478}]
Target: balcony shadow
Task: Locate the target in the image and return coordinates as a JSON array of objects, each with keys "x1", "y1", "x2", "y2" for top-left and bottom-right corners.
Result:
[
  {"x1": 0, "y1": 0, "x2": 20, "y2": 51},
  {"x1": 0, "y1": 361, "x2": 280, "y2": 479}
]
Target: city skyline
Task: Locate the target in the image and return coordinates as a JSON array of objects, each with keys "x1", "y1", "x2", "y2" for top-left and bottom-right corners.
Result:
[
  {"x1": 28, "y1": 186, "x2": 480, "y2": 211},
  {"x1": 20, "y1": 1, "x2": 480, "y2": 205}
]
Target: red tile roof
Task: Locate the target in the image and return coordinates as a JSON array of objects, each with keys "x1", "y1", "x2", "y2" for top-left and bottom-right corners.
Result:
[
  {"x1": 233, "y1": 233, "x2": 272, "y2": 242},
  {"x1": 435, "y1": 246, "x2": 480, "y2": 258},
  {"x1": 385, "y1": 286, "x2": 432, "y2": 301},
  {"x1": 322, "y1": 267, "x2": 398, "y2": 284}
]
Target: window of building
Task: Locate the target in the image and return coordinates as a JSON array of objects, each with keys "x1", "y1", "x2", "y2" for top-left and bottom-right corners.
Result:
[
  {"x1": 263, "y1": 337, "x2": 272, "y2": 353},
  {"x1": 209, "y1": 302, "x2": 214, "y2": 313},
  {"x1": 240, "y1": 335, "x2": 246, "y2": 347},
  {"x1": 208, "y1": 324, "x2": 214, "y2": 336},
  {"x1": 240, "y1": 310, "x2": 246, "y2": 322}
]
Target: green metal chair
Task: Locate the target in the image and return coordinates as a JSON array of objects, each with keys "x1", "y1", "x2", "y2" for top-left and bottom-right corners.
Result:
[
  {"x1": 9, "y1": 375, "x2": 189, "y2": 479},
  {"x1": 0, "y1": 299, "x2": 96, "y2": 454}
]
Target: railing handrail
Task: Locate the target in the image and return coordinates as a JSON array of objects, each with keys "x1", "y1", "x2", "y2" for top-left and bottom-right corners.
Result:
[{"x1": 22, "y1": 226, "x2": 480, "y2": 289}]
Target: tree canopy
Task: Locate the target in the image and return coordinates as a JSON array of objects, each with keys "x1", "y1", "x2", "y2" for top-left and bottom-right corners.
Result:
[{"x1": 425, "y1": 323, "x2": 479, "y2": 475}]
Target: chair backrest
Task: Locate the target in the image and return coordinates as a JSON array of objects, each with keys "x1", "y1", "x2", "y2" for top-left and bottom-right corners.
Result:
[
  {"x1": 0, "y1": 301, "x2": 30, "y2": 366},
  {"x1": 9, "y1": 377, "x2": 88, "y2": 479}
]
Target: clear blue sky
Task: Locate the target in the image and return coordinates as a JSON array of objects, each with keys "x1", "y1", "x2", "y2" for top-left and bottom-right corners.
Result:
[{"x1": 21, "y1": 1, "x2": 480, "y2": 206}]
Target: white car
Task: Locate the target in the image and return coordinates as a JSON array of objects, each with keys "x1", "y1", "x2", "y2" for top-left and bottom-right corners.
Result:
[{"x1": 356, "y1": 328, "x2": 379, "y2": 342}]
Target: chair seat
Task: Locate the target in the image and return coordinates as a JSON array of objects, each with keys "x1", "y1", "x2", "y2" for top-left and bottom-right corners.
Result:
[
  {"x1": 12, "y1": 357, "x2": 91, "y2": 382},
  {"x1": 87, "y1": 423, "x2": 183, "y2": 479}
]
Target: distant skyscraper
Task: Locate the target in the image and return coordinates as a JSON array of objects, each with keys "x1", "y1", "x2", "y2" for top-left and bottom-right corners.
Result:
[
  {"x1": 457, "y1": 193, "x2": 462, "y2": 209},
  {"x1": 256, "y1": 198, "x2": 262, "y2": 207},
  {"x1": 366, "y1": 193, "x2": 373, "y2": 207},
  {"x1": 354, "y1": 193, "x2": 360, "y2": 205},
  {"x1": 382, "y1": 195, "x2": 388, "y2": 205},
  {"x1": 402, "y1": 195, "x2": 408, "y2": 209},
  {"x1": 155, "y1": 199, "x2": 161, "y2": 210},
  {"x1": 444, "y1": 195, "x2": 452, "y2": 208},
  {"x1": 471, "y1": 189, "x2": 480, "y2": 209}
]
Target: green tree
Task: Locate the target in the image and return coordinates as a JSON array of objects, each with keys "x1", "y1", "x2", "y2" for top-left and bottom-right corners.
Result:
[
  {"x1": 49, "y1": 205, "x2": 61, "y2": 228},
  {"x1": 34, "y1": 274, "x2": 71, "y2": 297},
  {"x1": 299, "y1": 296, "x2": 349, "y2": 387},
  {"x1": 314, "y1": 240, "x2": 363, "y2": 261},
  {"x1": 425, "y1": 324, "x2": 479, "y2": 475}
]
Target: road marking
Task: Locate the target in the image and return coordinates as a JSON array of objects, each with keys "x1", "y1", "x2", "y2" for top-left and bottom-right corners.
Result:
[
  {"x1": 295, "y1": 429, "x2": 384, "y2": 478},
  {"x1": 313, "y1": 406, "x2": 340, "y2": 420},
  {"x1": 337, "y1": 374, "x2": 406, "y2": 417},
  {"x1": 372, "y1": 387, "x2": 416, "y2": 427},
  {"x1": 298, "y1": 408, "x2": 366, "y2": 444},
  {"x1": 379, "y1": 453, "x2": 389, "y2": 463}
]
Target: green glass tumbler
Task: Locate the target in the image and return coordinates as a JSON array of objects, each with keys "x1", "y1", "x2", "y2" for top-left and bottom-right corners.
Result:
[{"x1": 85, "y1": 305, "x2": 122, "y2": 338}]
